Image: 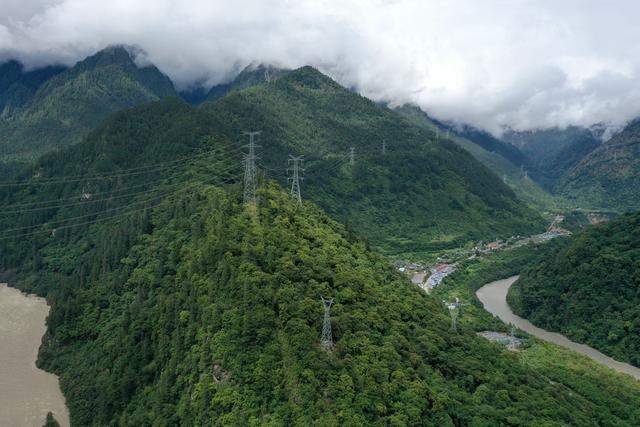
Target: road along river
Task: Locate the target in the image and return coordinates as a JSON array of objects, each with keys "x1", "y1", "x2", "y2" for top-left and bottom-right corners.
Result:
[
  {"x1": 0, "y1": 283, "x2": 70, "y2": 426},
  {"x1": 476, "y1": 276, "x2": 640, "y2": 381}
]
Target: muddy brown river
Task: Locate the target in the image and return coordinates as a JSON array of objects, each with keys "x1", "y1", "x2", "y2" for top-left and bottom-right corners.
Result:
[
  {"x1": 0, "y1": 283, "x2": 70, "y2": 426},
  {"x1": 476, "y1": 276, "x2": 640, "y2": 380}
]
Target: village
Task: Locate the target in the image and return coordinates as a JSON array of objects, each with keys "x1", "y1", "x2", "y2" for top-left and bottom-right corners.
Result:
[{"x1": 397, "y1": 215, "x2": 572, "y2": 293}]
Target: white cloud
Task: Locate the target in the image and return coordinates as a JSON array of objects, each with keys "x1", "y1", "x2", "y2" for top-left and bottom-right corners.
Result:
[{"x1": 1, "y1": 0, "x2": 640, "y2": 134}]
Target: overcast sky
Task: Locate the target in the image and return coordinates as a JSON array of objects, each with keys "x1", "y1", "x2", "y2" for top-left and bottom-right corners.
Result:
[{"x1": 1, "y1": 0, "x2": 640, "y2": 134}]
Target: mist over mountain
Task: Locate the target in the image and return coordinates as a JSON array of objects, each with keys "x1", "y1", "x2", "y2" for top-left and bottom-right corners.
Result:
[
  {"x1": 4, "y1": 1, "x2": 640, "y2": 135},
  {"x1": 0, "y1": 46, "x2": 176, "y2": 160}
]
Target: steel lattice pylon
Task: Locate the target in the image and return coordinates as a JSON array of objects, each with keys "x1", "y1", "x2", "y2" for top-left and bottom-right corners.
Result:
[{"x1": 320, "y1": 296, "x2": 334, "y2": 350}]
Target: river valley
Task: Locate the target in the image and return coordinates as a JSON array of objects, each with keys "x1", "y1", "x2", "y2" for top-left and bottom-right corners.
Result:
[
  {"x1": 476, "y1": 276, "x2": 640, "y2": 381},
  {"x1": 0, "y1": 283, "x2": 69, "y2": 427}
]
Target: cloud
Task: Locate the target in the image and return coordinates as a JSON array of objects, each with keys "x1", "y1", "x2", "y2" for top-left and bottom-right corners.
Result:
[{"x1": 1, "y1": 0, "x2": 640, "y2": 134}]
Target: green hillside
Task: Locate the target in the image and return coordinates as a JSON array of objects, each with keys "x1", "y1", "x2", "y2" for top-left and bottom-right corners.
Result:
[
  {"x1": 0, "y1": 46, "x2": 176, "y2": 161},
  {"x1": 0, "y1": 60, "x2": 65, "y2": 114},
  {"x1": 557, "y1": 120, "x2": 640, "y2": 211},
  {"x1": 202, "y1": 68, "x2": 544, "y2": 255},
  {"x1": 0, "y1": 78, "x2": 637, "y2": 425},
  {"x1": 503, "y1": 127, "x2": 602, "y2": 190},
  {"x1": 395, "y1": 105, "x2": 560, "y2": 211},
  {"x1": 508, "y1": 211, "x2": 640, "y2": 366},
  {"x1": 205, "y1": 64, "x2": 289, "y2": 102}
]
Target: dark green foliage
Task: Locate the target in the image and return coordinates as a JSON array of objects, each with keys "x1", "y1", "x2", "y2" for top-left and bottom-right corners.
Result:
[
  {"x1": 557, "y1": 120, "x2": 640, "y2": 211},
  {"x1": 0, "y1": 46, "x2": 176, "y2": 160},
  {"x1": 15, "y1": 185, "x2": 637, "y2": 426},
  {"x1": 0, "y1": 60, "x2": 66, "y2": 113},
  {"x1": 504, "y1": 126, "x2": 602, "y2": 190},
  {"x1": 453, "y1": 125, "x2": 530, "y2": 170},
  {"x1": 0, "y1": 86, "x2": 636, "y2": 424},
  {"x1": 203, "y1": 67, "x2": 544, "y2": 254},
  {"x1": 436, "y1": 244, "x2": 640, "y2": 425},
  {"x1": 43, "y1": 412, "x2": 61, "y2": 427},
  {"x1": 1, "y1": 65, "x2": 543, "y2": 257},
  {"x1": 205, "y1": 64, "x2": 289, "y2": 102},
  {"x1": 394, "y1": 104, "x2": 562, "y2": 212},
  {"x1": 509, "y1": 211, "x2": 640, "y2": 366}
]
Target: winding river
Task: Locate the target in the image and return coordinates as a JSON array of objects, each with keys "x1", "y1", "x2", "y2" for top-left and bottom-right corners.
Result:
[
  {"x1": 476, "y1": 276, "x2": 640, "y2": 381},
  {"x1": 0, "y1": 283, "x2": 70, "y2": 426}
]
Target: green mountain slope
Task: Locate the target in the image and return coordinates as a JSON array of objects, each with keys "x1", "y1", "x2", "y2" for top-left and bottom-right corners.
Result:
[
  {"x1": 0, "y1": 46, "x2": 176, "y2": 160},
  {"x1": 508, "y1": 211, "x2": 640, "y2": 366},
  {"x1": 557, "y1": 120, "x2": 640, "y2": 211},
  {"x1": 503, "y1": 127, "x2": 602, "y2": 190},
  {"x1": 395, "y1": 105, "x2": 559, "y2": 211},
  {"x1": 202, "y1": 68, "x2": 544, "y2": 254},
  {"x1": 0, "y1": 96, "x2": 638, "y2": 425},
  {"x1": 0, "y1": 60, "x2": 66, "y2": 114},
  {"x1": 205, "y1": 64, "x2": 289, "y2": 102}
]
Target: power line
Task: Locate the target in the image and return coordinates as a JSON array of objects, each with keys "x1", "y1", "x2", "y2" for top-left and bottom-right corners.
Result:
[
  {"x1": 0, "y1": 144, "x2": 245, "y2": 188},
  {"x1": 0, "y1": 175, "x2": 241, "y2": 241},
  {"x1": 0, "y1": 162, "x2": 242, "y2": 215}
]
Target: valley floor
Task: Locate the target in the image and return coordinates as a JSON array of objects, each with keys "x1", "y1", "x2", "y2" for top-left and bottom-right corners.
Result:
[{"x1": 477, "y1": 276, "x2": 640, "y2": 380}]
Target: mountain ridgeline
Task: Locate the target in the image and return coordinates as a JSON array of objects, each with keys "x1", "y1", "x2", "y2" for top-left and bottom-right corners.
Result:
[
  {"x1": 0, "y1": 46, "x2": 176, "y2": 160},
  {"x1": 508, "y1": 211, "x2": 640, "y2": 366},
  {"x1": 0, "y1": 64, "x2": 544, "y2": 256},
  {"x1": 395, "y1": 105, "x2": 559, "y2": 211},
  {"x1": 0, "y1": 61, "x2": 638, "y2": 424},
  {"x1": 503, "y1": 127, "x2": 602, "y2": 191},
  {"x1": 556, "y1": 119, "x2": 640, "y2": 211},
  {"x1": 0, "y1": 127, "x2": 635, "y2": 425}
]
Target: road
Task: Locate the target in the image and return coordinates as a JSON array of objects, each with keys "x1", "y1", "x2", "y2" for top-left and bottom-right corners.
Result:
[{"x1": 476, "y1": 276, "x2": 640, "y2": 381}]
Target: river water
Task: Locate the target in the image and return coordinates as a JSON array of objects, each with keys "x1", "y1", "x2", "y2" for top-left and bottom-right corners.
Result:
[
  {"x1": 0, "y1": 283, "x2": 70, "y2": 426},
  {"x1": 476, "y1": 276, "x2": 640, "y2": 381}
]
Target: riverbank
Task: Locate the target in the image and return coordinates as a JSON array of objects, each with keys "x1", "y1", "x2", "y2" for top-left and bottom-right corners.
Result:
[
  {"x1": 477, "y1": 276, "x2": 640, "y2": 381},
  {"x1": 0, "y1": 283, "x2": 69, "y2": 427}
]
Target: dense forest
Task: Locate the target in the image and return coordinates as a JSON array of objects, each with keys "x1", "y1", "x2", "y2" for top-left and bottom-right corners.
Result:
[
  {"x1": 503, "y1": 126, "x2": 602, "y2": 191},
  {"x1": 0, "y1": 46, "x2": 176, "y2": 160},
  {"x1": 508, "y1": 211, "x2": 640, "y2": 366},
  {"x1": 4, "y1": 175, "x2": 639, "y2": 425},
  {"x1": 2, "y1": 62, "x2": 638, "y2": 425},
  {"x1": 202, "y1": 66, "x2": 544, "y2": 254},
  {"x1": 394, "y1": 105, "x2": 560, "y2": 211},
  {"x1": 0, "y1": 64, "x2": 545, "y2": 257},
  {"x1": 557, "y1": 119, "x2": 640, "y2": 211}
]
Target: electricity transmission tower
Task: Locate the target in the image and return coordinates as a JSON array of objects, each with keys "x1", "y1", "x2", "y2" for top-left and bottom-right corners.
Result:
[
  {"x1": 242, "y1": 131, "x2": 261, "y2": 205},
  {"x1": 449, "y1": 306, "x2": 459, "y2": 332},
  {"x1": 443, "y1": 298, "x2": 468, "y2": 332},
  {"x1": 320, "y1": 296, "x2": 334, "y2": 350},
  {"x1": 349, "y1": 147, "x2": 355, "y2": 165},
  {"x1": 287, "y1": 155, "x2": 304, "y2": 205}
]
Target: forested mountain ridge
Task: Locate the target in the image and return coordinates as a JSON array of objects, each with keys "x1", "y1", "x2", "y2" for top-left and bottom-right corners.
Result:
[
  {"x1": 205, "y1": 63, "x2": 289, "y2": 102},
  {"x1": 503, "y1": 126, "x2": 602, "y2": 190},
  {"x1": 201, "y1": 67, "x2": 544, "y2": 254},
  {"x1": 0, "y1": 46, "x2": 176, "y2": 161},
  {"x1": 556, "y1": 119, "x2": 640, "y2": 211},
  {"x1": 0, "y1": 60, "x2": 66, "y2": 114},
  {"x1": 508, "y1": 211, "x2": 640, "y2": 366},
  {"x1": 394, "y1": 104, "x2": 559, "y2": 211},
  {"x1": 0, "y1": 78, "x2": 638, "y2": 425}
]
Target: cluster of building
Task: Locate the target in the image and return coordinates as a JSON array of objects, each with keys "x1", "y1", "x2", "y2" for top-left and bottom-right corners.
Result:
[{"x1": 396, "y1": 260, "x2": 456, "y2": 293}]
